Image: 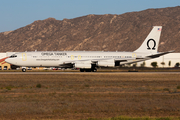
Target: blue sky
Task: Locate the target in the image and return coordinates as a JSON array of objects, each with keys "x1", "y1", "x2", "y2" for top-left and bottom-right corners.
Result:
[{"x1": 0, "y1": 0, "x2": 180, "y2": 32}]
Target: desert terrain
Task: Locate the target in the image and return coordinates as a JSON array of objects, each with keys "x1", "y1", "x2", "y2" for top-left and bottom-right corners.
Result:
[{"x1": 0, "y1": 73, "x2": 180, "y2": 119}]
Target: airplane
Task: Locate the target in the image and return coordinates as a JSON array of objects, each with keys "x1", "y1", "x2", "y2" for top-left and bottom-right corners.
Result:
[{"x1": 5, "y1": 26, "x2": 173, "y2": 72}]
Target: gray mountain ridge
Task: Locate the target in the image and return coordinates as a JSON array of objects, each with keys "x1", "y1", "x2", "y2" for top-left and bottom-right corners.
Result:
[{"x1": 0, "y1": 6, "x2": 180, "y2": 52}]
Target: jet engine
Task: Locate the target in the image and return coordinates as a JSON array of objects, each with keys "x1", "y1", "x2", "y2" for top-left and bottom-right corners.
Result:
[
  {"x1": 74, "y1": 61, "x2": 92, "y2": 69},
  {"x1": 74, "y1": 63, "x2": 91, "y2": 69},
  {"x1": 98, "y1": 60, "x2": 115, "y2": 67}
]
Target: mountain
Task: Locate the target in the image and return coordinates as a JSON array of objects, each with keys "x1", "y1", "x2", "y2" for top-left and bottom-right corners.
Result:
[{"x1": 0, "y1": 6, "x2": 180, "y2": 52}]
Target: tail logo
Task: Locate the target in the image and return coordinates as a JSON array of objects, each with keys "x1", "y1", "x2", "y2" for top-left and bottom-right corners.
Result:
[{"x1": 147, "y1": 39, "x2": 156, "y2": 50}]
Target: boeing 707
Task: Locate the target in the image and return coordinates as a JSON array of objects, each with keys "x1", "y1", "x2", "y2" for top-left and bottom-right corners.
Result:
[{"x1": 5, "y1": 26, "x2": 173, "y2": 72}]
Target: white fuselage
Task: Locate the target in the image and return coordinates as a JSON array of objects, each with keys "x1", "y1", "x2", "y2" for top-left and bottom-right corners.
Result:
[{"x1": 6, "y1": 51, "x2": 146, "y2": 67}]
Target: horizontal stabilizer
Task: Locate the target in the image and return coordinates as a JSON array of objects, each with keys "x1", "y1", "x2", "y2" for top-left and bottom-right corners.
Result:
[
  {"x1": 120, "y1": 50, "x2": 174, "y2": 65},
  {"x1": 146, "y1": 50, "x2": 174, "y2": 58}
]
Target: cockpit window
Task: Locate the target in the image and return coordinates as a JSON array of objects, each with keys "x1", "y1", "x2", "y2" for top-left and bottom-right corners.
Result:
[{"x1": 9, "y1": 54, "x2": 17, "y2": 58}]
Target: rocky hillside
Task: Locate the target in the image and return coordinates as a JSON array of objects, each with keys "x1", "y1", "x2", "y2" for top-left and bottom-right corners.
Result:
[{"x1": 0, "y1": 6, "x2": 180, "y2": 52}]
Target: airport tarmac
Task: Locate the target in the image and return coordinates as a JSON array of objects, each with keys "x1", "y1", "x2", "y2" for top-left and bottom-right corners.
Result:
[{"x1": 0, "y1": 71, "x2": 180, "y2": 74}]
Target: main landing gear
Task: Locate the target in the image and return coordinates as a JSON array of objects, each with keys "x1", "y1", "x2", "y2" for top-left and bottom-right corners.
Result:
[
  {"x1": 22, "y1": 68, "x2": 26, "y2": 72},
  {"x1": 80, "y1": 68, "x2": 97, "y2": 72}
]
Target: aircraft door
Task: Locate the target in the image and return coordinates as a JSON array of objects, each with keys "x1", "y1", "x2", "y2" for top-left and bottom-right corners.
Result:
[{"x1": 22, "y1": 53, "x2": 27, "y2": 61}]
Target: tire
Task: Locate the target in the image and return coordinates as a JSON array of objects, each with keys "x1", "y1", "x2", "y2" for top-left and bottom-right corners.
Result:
[
  {"x1": 80, "y1": 69, "x2": 84, "y2": 72},
  {"x1": 22, "y1": 68, "x2": 26, "y2": 72},
  {"x1": 92, "y1": 69, "x2": 97, "y2": 72}
]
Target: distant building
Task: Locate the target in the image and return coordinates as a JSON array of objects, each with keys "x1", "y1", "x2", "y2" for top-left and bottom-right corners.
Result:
[{"x1": 0, "y1": 52, "x2": 18, "y2": 70}]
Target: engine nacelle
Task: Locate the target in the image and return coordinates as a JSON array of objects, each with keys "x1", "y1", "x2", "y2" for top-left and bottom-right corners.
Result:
[
  {"x1": 74, "y1": 61, "x2": 92, "y2": 69},
  {"x1": 98, "y1": 60, "x2": 115, "y2": 67}
]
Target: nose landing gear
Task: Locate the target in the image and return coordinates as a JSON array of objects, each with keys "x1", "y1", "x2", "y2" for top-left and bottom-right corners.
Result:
[{"x1": 22, "y1": 68, "x2": 26, "y2": 72}]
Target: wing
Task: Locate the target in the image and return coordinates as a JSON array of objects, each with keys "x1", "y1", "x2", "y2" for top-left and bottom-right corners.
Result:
[{"x1": 59, "y1": 58, "x2": 135, "y2": 68}]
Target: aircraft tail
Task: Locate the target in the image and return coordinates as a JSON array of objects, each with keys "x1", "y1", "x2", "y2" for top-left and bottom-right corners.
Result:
[{"x1": 134, "y1": 26, "x2": 162, "y2": 53}]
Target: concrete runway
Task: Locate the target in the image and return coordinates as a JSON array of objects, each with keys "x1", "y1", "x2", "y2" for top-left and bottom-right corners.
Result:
[{"x1": 0, "y1": 72, "x2": 180, "y2": 74}]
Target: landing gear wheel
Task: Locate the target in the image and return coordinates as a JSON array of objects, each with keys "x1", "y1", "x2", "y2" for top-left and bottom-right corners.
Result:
[
  {"x1": 22, "y1": 68, "x2": 26, "y2": 72},
  {"x1": 80, "y1": 69, "x2": 84, "y2": 72},
  {"x1": 92, "y1": 69, "x2": 97, "y2": 72}
]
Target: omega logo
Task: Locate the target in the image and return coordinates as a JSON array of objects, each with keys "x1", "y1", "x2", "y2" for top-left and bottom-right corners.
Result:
[{"x1": 147, "y1": 39, "x2": 156, "y2": 50}]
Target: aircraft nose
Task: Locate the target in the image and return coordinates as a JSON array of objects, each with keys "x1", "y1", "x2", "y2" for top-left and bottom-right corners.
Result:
[{"x1": 5, "y1": 58, "x2": 11, "y2": 64}]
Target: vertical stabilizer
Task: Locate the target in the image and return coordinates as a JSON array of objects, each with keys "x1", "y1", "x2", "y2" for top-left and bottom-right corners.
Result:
[{"x1": 134, "y1": 26, "x2": 162, "y2": 53}]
